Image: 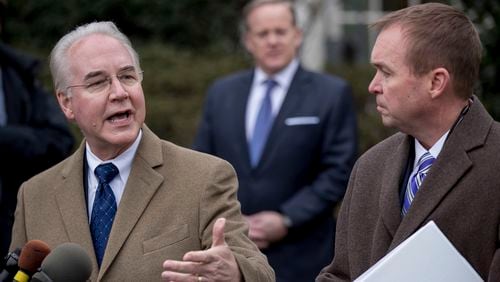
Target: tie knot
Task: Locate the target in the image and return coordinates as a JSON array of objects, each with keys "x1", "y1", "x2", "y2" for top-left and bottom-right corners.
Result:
[
  {"x1": 417, "y1": 152, "x2": 435, "y2": 171},
  {"x1": 95, "y1": 163, "x2": 119, "y2": 184},
  {"x1": 264, "y1": 79, "x2": 278, "y2": 90}
]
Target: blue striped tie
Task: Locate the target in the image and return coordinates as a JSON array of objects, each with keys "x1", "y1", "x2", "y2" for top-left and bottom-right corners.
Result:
[
  {"x1": 402, "y1": 152, "x2": 435, "y2": 216},
  {"x1": 249, "y1": 79, "x2": 278, "y2": 167},
  {"x1": 90, "y1": 162, "x2": 119, "y2": 267}
]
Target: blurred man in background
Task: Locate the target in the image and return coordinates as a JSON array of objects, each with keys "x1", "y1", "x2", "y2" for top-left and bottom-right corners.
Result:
[
  {"x1": 0, "y1": 0, "x2": 74, "y2": 257},
  {"x1": 317, "y1": 3, "x2": 500, "y2": 281},
  {"x1": 194, "y1": 0, "x2": 357, "y2": 281}
]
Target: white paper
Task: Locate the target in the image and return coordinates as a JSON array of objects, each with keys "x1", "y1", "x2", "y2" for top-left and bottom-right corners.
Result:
[{"x1": 354, "y1": 221, "x2": 483, "y2": 282}]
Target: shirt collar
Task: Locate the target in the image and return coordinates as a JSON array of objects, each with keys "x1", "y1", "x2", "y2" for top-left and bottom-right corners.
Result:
[
  {"x1": 414, "y1": 130, "x2": 449, "y2": 161},
  {"x1": 254, "y1": 58, "x2": 299, "y2": 90},
  {"x1": 85, "y1": 129, "x2": 143, "y2": 182}
]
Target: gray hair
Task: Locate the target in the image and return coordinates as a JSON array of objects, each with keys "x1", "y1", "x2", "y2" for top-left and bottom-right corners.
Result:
[
  {"x1": 49, "y1": 21, "x2": 141, "y2": 95},
  {"x1": 240, "y1": 0, "x2": 297, "y2": 35}
]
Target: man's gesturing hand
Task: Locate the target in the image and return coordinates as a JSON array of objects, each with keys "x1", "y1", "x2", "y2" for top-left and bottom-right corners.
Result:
[{"x1": 162, "y1": 218, "x2": 242, "y2": 282}]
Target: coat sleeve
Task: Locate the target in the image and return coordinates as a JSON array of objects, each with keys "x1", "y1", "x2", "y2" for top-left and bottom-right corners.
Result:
[
  {"x1": 199, "y1": 158, "x2": 275, "y2": 282},
  {"x1": 9, "y1": 183, "x2": 28, "y2": 251},
  {"x1": 315, "y1": 161, "x2": 360, "y2": 282}
]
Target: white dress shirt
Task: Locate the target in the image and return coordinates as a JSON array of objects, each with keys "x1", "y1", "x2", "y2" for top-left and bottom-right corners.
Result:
[
  {"x1": 411, "y1": 130, "x2": 449, "y2": 173},
  {"x1": 245, "y1": 59, "x2": 299, "y2": 141},
  {"x1": 86, "y1": 129, "x2": 142, "y2": 220}
]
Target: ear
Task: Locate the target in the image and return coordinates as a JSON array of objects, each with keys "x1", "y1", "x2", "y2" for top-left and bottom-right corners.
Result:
[
  {"x1": 294, "y1": 27, "x2": 303, "y2": 50},
  {"x1": 243, "y1": 32, "x2": 254, "y2": 55},
  {"x1": 429, "y1": 67, "x2": 450, "y2": 99},
  {"x1": 56, "y1": 91, "x2": 75, "y2": 121}
]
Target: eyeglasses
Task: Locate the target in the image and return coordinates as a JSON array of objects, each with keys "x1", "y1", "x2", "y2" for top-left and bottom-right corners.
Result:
[{"x1": 66, "y1": 70, "x2": 144, "y2": 94}]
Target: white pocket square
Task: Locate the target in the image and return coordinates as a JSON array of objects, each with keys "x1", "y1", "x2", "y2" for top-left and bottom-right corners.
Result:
[{"x1": 285, "y1": 116, "x2": 320, "y2": 126}]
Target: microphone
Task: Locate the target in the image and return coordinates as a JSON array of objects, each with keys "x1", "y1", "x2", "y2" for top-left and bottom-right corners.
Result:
[
  {"x1": 0, "y1": 248, "x2": 21, "y2": 282},
  {"x1": 31, "y1": 243, "x2": 92, "y2": 282},
  {"x1": 13, "y1": 240, "x2": 51, "y2": 282}
]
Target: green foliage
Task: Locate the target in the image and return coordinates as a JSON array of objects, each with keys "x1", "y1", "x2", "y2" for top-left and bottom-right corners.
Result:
[
  {"x1": 461, "y1": 1, "x2": 500, "y2": 119},
  {"x1": 327, "y1": 65, "x2": 395, "y2": 154},
  {"x1": 4, "y1": 0, "x2": 246, "y2": 51},
  {"x1": 12, "y1": 0, "x2": 497, "y2": 155},
  {"x1": 142, "y1": 51, "x2": 393, "y2": 153},
  {"x1": 29, "y1": 39, "x2": 388, "y2": 154},
  {"x1": 139, "y1": 46, "x2": 392, "y2": 153},
  {"x1": 137, "y1": 43, "x2": 250, "y2": 146},
  {"x1": 11, "y1": 42, "x2": 252, "y2": 150}
]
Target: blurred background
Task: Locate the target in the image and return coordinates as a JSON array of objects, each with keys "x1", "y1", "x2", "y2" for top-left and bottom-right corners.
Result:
[{"x1": 3, "y1": 0, "x2": 499, "y2": 155}]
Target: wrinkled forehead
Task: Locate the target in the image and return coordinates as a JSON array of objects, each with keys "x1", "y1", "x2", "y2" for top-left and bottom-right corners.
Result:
[
  {"x1": 371, "y1": 25, "x2": 408, "y2": 64},
  {"x1": 67, "y1": 34, "x2": 136, "y2": 78},
  {"x1": 246, "y1": 2, "x2": 294, "y2": 29}
]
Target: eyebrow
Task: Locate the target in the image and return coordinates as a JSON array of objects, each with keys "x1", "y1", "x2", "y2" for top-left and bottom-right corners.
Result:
[
  {"x1": 82, "y1": 65, "x2": 136, "y2": 81},
  {"x1": 83, "y1": 71, "x2": 105, "y2": 81},
  {"x1": 372, "y1": 62, "x2": 390, "y2": 72},
  {"x1": 118, "y1": 65, "x2": 136, "y2": 73}
]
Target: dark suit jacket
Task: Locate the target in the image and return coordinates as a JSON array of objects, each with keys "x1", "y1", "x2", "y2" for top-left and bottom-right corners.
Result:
[
  {"x1": 194, "y1": 66, "x2": 358, "y2": 282},
  {"x1": 317, "y1": 98, "x2": 500, "y2": 281},
  {"x1": 10, "y1": 126, "x2": 274, "y2": 282},
  {"x1": 0, "y1": 42, "x2": 74, "y2": 256}
]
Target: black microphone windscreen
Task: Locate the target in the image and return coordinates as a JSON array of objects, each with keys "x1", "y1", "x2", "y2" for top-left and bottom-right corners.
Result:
[
  {"x1": 2, "y1": 247, "x2": 21, "y2": 267},
  {"x1": 0, "y1": 248, "x2": 21, "y2": 282},
  {"x1": 34, "y1": 243, "x2": 92, "y2": 282},
  {"x1": 1, "y1": 247, "x2": 20, "y2": 269}
]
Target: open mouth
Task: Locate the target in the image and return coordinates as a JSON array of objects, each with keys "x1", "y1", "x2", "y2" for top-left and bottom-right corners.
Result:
[{"x1": 108, "y1": 110, "x2": 131, "y2": 123}]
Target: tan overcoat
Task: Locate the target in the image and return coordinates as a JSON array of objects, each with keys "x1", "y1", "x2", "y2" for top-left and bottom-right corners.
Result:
[{"x1": 11, "y1": 125, "x2": 274, "y2": 281}]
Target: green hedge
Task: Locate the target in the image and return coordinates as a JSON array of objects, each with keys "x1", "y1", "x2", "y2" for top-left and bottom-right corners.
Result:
[
  {"x1": 5, "y1": 0, "x2": 499, "y2": 155},
  {"x1": 138, "y1": 43, "x2": 250, "y2": 147},
  {"x1": 17, "y1": 42, "x2": 392, "y2": 155},
  {"x1": 140, "y1": 45, "x2": 395, "y2": 154}
]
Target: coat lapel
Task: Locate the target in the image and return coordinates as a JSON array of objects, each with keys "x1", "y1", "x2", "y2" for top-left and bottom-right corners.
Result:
[
  {"x1": 256, "y1": 67, "x2": 307, "y2": 168},
  {"x1": 54, "y1": 142, "x2": 98, "y2": 271},
  {"x1": 98, "y1": 126, "x2": 164, "y2": 278},
  {"x1": 379, "y1": 134, "x2": 411, "y2": 238},
  {"x1": 391, "y1": 98, "x2": 492, "y2": 248},
  {"x1": 234, "y1": 71, "x2": 254, "y2": 169},
  {"x1": 392, "y1": 147, "x2": 472, "y2": 247}
]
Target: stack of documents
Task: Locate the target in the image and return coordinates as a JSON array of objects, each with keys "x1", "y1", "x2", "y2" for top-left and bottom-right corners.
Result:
[{"x1": 354, "y1": 221, "x2": 483, "y2": 282}]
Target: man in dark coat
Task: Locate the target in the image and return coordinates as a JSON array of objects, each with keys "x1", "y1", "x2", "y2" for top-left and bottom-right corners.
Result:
[
  {"x1": 0, "y1": 19, "x2": 74, "y2": 256},
  {"x1": 317, "y1": 3, "x2": 500, "y2": 281}
]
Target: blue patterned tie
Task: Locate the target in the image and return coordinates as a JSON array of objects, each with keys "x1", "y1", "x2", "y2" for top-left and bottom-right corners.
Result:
[
  {"x1": 402, "y1": 152, "x2": 435, "y2": 215},
  {"x1": 90, "y1": 163, "x2": 119, "y2": 267},
  {"x1": 249, "y1": 79, "x2": 278, "y2": 167}
]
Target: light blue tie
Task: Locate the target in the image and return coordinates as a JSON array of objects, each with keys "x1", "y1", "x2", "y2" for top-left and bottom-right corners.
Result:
[
  {"x1": 249, "y1": 79, "x2": 278, "y2": 167},
  {"x1": 90, "y1": 163, "x2": 119, "y2": 267},
  {"x1": 402, "y1": 152, "x2": 435, "y2": 215}
]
